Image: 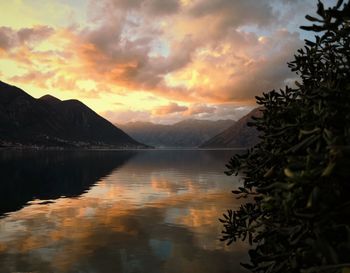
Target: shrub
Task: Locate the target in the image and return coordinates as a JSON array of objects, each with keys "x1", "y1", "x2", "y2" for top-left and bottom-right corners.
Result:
[{"x1": 220, "y1": 1, "x2": 350, "y2": 272}]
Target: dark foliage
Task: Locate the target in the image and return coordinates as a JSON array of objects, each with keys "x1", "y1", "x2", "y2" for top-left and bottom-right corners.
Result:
[{"x1": 220, "y1": 1, "x2": 350, "y2": 272}]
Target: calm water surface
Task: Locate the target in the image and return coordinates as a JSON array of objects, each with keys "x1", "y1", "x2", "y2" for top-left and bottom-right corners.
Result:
[{"x1": 0, "y1": 150, "x2": 248, "y2": 273}]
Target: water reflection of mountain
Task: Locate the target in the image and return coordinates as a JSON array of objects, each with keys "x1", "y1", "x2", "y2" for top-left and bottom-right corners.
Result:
[
  {"x1": 126, "y1": 149, "x2": 243, "y2": 172},
  {"x1": 0, "y1": 150, "x2": 249, "y2": 273},
  {"x1": 0, "y1": 151, "x2": 135, "y2": 216}
]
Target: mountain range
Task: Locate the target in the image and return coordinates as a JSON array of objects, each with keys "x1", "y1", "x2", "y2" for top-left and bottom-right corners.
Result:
[
  {"x1": 0, "y1": 81, "x2": 262, "y2": 149},
  {"x1": 0, "y1": 81, "x2": 146, "y2": 148},
  {"x1": 200, "y1": 107, "x2": 262, "y2": 148},
  {"x1": 118, "y1": 119, "x2": 235, "y2": 148}
]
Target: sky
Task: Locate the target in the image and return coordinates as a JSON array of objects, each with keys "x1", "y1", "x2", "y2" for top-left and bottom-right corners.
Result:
[{"x1": 0, "y1": 0, "x2": 332, "y2": 124}]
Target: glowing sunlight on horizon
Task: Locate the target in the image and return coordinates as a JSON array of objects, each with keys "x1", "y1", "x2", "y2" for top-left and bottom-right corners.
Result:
[{"x1": 0, "y1": 0, "x2": 317, "y2": 124}]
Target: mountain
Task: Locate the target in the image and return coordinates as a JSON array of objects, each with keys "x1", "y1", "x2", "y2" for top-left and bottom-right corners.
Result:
[
  {"x1": 200, "y1": 108, "x2": 262, "y2": 148},
  {"x1": 0, "y1": 81, "x2": 147, "y2": 148},
  {"x1": 118, "y1": 119, "x2": 235, "y2": 148}
]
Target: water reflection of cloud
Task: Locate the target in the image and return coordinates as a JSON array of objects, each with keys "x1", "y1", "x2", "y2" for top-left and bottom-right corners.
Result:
[
  {"x1": 0, "y1": 189, "x2": 247, "y2": 272},
  {"x1": 0, "y1": 150, "x2": 248, "y2": 273}
]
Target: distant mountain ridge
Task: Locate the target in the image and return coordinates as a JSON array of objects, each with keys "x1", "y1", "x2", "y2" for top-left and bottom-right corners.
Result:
[
  {"x1": 200, "y1": 108, "x2": 262, "y2": 148},
  {"x1": 118, "y1": 119, "x2": 235, "y2": 148},
  {"x1": 0, "y1": 81, "x2": 146, "y2": 148}
]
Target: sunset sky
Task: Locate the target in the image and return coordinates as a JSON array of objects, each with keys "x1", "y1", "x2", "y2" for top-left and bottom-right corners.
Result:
[{"x1": 0, "y1": 0, "x2": 325, "y2": 124}]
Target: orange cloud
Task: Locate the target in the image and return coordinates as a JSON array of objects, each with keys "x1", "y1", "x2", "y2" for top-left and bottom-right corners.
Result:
[
  {"x1": 0, "y1": 0, "x2": 314, "y2": 123},
  {"x1": 153, "y1": 102, "x2": 188, "y2": 115},
  {"x1": 9, "y1": 70, "x2": 55, "y2": 89}
]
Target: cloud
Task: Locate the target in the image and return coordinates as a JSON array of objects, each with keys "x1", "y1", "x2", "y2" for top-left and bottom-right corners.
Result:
[
  {"x1": 70, "y1": 0, "x2": 305, "y2": 104},
  {"x1": 163, "y1": 29, "x2": 303, "y2": 102},
  {"x1": 9, "y1": 70, "x2": 56, "y2": 89},
  {"x1": 187, "y1": 0, "x2": 275, "y2": 29},
  {"x1": 50, "y1": 75, "x2": 79, "y2": 91},
  {"x1": 104, "y1": 109, "x2": 151, "y2": 124},
  {"x1": 103, "y1": 102, "x2": 254, "y2": 125},
  {"x1": 99, "y1": 0, "x2": 180, "y2": 15},
  {"x1": 0, "y1": 0, "x2": 316, "y2": 123},
  {"x1": 0, "y1": 25, "x2": 54, "y2": 50},
  {"x1": 153, "y1": 102, "x2": 188, "y2": 115},
  {"x1": 184, "y1": 103, "x2": 254, "y2": 121},
  {"x1": 145, "y1": 0, "x2": 181, "y2": 15},
  {"x1": 185, "y1": 104, "x2": 216, "y2": 116}
]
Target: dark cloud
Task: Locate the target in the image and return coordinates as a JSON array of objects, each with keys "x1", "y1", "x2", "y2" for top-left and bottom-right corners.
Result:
[
  {"x1": 0, "y1": 27, "x2": 13, "y2": 50},
  {"x1": 145, "y1": 0, "x2": 181, "y2": 15},
  {"x1": 188, "y1": 0, "x2": 275, "y2": 28},
  {"x1": 105, "y1": 0, "x2": 180, "y2": 15},
  {"x1": 109, "y1": 0, "x2": 143, "y2": 9}
]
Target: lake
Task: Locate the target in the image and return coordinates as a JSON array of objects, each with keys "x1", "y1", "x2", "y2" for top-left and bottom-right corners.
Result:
[{"x1": 0, "y1": 150, "x2": 249, "y2": 273}]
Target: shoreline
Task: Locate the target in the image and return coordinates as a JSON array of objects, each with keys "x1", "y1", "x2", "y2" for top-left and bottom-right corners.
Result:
[{"x1": 0, "y1": 146, "x2": 247, "y2": 151}]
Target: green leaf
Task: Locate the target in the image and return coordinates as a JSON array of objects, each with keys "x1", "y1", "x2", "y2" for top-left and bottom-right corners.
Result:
[
  {"x1": 342, "y1": 267, "x2": 350, "y2": 273},
  {"x1": 321, "y1": 161, "x2": 336, "y2": 176},
  {"x1": 306, "y1": 186, "x2": 320, "y2": 208},
  {"x1": 284, "y1": 168, "x2": 295, "y2": 178}
]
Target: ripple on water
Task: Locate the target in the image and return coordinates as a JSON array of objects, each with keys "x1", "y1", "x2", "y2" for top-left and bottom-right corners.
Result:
[{"x1": 0, "y1": 150, "x2": 249, "y2": 273}]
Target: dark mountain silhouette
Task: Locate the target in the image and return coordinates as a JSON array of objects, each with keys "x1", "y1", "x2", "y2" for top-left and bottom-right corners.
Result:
[
  {"x1": 0, "y1": 150, "x2": 136, "y2": 216},
  {"x1": 0, "y1": 81, "x2": 147, "y2": 148},
  {"x1": 118, "y1": 119, "x2": 235, "y2": 148},
  {"x1": 200, "y1": 108, "x2": 262, "y2": 148}
]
